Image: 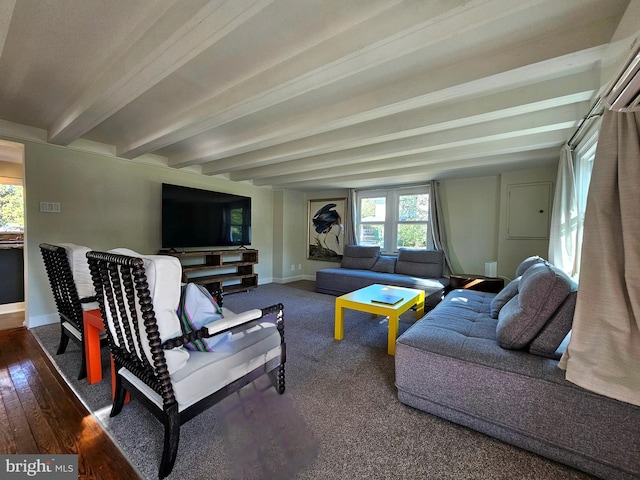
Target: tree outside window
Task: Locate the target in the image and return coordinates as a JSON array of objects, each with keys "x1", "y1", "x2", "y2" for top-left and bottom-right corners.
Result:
[
  {"x1": 0, "y1": 184, "x2": 24, "y2": 232},
  {"x1": 356, "y1": 187, "x2": 431, "y2": 253}
]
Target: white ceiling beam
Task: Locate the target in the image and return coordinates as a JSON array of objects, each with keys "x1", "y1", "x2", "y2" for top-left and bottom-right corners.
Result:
[
  {"x1": 253, "y1": 129, "x2": 570, "y2": 187},
  {"x1": 173, "y1": 69, "x2": 597, "y2": 170},
  {"x1": 228, "y1": 104, "x2": 583, "y2": 182},
  {"x1": 197, "y1": 72, "x2": 597, "y2": 175},
  {"x1": 181, "y1": 41, "x2": 605, "y2": 173},
  {"x1": 47, "y1": 0, "x2": 274, "y2": 146},
  {"x1": 268, "y1": 153, "x2": 559, "y2": 190},
  {"x1": 119, "y1": 0, "x2": 550, "y2": 159}
]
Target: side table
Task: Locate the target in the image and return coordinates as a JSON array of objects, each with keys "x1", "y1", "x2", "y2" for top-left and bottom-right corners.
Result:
[
  {"x1": 83, "y1": 308, "x2": 128, "y2": 401},
  {"x1": 447, "y1": 274, "x2": 504, "y2": 294}
]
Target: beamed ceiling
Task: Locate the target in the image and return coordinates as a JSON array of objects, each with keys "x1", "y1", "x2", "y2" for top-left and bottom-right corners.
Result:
[{"x1": 0, "y1": 0, "x2": 634, "y2": 190}]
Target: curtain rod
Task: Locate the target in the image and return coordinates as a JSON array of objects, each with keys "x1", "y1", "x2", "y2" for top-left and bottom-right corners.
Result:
[
  {"x1": 566, "y1": 97, "x2": 604, "y2": 149},
  {"x1": 567, "y1": 38, "x2": 640, "y2": 148}
]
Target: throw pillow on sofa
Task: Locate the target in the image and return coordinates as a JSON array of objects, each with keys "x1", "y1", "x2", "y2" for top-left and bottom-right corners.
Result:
[
  {"x1": 496, "y1": 263, "x2": 573, "y2": 350},
  {"x1": 341, "y1": 245, "x2": 380, "y2": 270},
  {"x1": 490, "y1": 277, "x2": 520, "y2": 319},
  {"x1": 529, "y1": 287, "x2": 578, "y2": 358},
  {"x1": 515, "y1": 255, "x2": 546, "y2": 277}
]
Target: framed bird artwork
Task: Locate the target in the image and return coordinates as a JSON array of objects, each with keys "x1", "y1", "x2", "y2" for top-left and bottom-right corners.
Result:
[{"x1": 307, "y1": 198, "x2": 346, "y2": 261}]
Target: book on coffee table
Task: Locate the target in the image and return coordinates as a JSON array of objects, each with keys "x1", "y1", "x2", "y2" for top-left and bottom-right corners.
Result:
[{"x1": 371, "y1": 294, "x2": 404, "y2": 305}]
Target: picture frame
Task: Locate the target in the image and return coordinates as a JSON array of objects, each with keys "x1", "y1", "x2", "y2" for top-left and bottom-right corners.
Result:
[{"x1": 307, "y1": 198, "x2": 346, "y2": 261}]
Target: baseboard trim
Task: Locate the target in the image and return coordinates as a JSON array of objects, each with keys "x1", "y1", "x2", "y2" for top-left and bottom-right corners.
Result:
[
  {"x1": 27, "y1": 313, "x2": 58, "y2": 329},
  {"x1": 272, "y1": 275, "x2": 315, "y2": 284},
  {"x1": 0, "y1": 302, "x2": 24, "y2": 314}
]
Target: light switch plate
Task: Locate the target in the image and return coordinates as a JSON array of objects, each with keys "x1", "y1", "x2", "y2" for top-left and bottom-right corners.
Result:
[{"x1": 40, "y1": 202, "x2": 61, "y2": 213}]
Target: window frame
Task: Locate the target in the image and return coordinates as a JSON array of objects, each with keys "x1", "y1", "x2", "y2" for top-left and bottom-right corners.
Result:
[
  {"x1": 571, "y1": 120, "x2": 599, "y2": 279},
  {"x1": 356, "y1": 185, "x2": 432, "y2": 254}
]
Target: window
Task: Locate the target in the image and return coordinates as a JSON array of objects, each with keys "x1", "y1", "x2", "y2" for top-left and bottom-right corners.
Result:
[
  {"x1": 227, "y1": 204, "x2": 249, "y2": 244},
  {"x1": 0, "y1": 184, "x2": 24, "y2": 232},
  {"x1": 356, "y1": 186, "x2": 431, "y2": 253},
  {"x1": 572, "y1": 124, "x2": 598, "y2": 278}
]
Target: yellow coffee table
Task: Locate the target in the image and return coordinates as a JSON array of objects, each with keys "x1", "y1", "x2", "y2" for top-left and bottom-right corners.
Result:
[{"x1": 334, "y1": 284, "x2": 425, "y2": 355}]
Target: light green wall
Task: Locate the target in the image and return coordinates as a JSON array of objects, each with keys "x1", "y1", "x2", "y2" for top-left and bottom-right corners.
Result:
[
  {"x1": 21, "y1": 140, "x2": 274, "y2": 325},
  {"x1": 12, "y1": 133, "x2": 559, "y2": 325},
  {"x1": 273, "y1": 189, "x2": 307, "y2": 281},
  {"x1": 302, "y1": 168, "x2": 557, "y2": 281},
  {"x1": 439, "y1": 175, "x2": 501, "y2": 275},
  {"x1": 285, "y1": 189, "x2": 307, "y2": 278}
]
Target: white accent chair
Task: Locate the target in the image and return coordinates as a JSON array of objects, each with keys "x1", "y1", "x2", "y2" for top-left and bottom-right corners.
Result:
[{"x1": 86, "y1": 249, "x2": 286, "y2": 479}]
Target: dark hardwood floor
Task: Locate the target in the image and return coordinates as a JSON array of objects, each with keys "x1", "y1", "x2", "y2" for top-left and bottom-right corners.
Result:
[{"x1": 0, "y1": 323, "x2": 141, "y2": 480}]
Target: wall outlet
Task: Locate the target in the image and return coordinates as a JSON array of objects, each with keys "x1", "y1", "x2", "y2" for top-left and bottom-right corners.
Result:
[
  {"x1": 298, "y1": 264, "x2": 302, "y2": 270},
  {"x1": 291, "y1": 264, "x2": 295, "y2": 271}
]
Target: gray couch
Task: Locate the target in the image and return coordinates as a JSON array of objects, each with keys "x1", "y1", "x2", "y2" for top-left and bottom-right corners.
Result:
[
  {"x1": 315, "y1": 245, "x2": 449, "y2": 308},
  {"x1": 395, "y1": 257, "x2": 640, "y2": 479}
]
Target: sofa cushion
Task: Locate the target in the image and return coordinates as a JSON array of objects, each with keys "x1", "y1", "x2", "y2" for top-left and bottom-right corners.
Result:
[
  {"x1": 529, "y1": 288, "x2": 577, "y2": 359},
  {"x1": 496, "y1": 263, "x2": 573, "y2": 350},
  {"x1": 341, "y1": 245, "x2": 380, "y2": 270},
  {"x1": 395, "y1": 248, "x2": 444, "y2": 278},
  {"x1": 515, "y1": 255, "x2": 546, "y2": 277},
  {"x1": 490, "y1": 277, "x2": 520, "y2": 319},
  {"x1": 371, "y1": 255, "x2": 396, "y2": 273}
]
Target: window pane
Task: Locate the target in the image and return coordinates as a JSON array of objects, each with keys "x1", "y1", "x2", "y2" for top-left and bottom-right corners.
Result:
[
  {"x1": 360, "y1": 197, "x2": 385, "y2": 221},
  {"x1": 397, "y1": 224, "x2": 427, "y2": 249},
  {"x1": 230, "y1": 225, "x2": 242, "y2": 242},
  {"x1": 0, "y1": 184, "x2": 24, "y2": 232},
  {"x1": 360, "y1": 224, "x2": 384, "y2": 248},
  {"x1": 398, "y1": 194, "x2": 429, "y2": 221},
  {"x1": 230, "y1": 207, "x2": 243, "y2": 225}
]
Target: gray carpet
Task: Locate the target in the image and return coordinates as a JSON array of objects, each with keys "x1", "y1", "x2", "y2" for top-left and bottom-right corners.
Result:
[{"x1": 32, "y1": 281, "x2": 593, "y2": 480}]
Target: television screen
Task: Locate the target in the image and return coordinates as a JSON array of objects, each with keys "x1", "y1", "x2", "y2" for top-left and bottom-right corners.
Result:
[{"x1": 161, "y1": 183, "x2": 251, "y2": 249}]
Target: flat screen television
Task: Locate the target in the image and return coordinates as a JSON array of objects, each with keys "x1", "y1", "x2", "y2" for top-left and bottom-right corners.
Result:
[{"x1": 161, "y1": 183, "x2": 251, "y2": 249}]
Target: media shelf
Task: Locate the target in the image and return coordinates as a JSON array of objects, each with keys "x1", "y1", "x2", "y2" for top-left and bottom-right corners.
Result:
[{"x1": 165, "y1": 249, "x2": 258, "y2": 295}]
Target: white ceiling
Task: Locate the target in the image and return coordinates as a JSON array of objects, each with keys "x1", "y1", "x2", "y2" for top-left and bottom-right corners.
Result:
[{"x1": 0, "y1": 0, "x2": 634, "y2": 190}]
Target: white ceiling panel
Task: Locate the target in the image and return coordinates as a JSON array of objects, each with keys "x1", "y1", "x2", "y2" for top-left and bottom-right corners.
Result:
[{"x1": 0, "y1": 0, "x2": 634, "y2": 190}]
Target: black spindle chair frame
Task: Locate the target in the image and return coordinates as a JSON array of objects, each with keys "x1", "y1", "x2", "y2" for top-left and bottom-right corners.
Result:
[
  {"x1": 86, "y1": 250, "x2": 286, "y2": 479},
  {"x1": 39, "y1": 243, "x2": 102, "y2": 380}
]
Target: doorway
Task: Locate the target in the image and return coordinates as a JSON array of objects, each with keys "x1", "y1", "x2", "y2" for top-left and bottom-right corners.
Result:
[{"x1": 0, "y1": 139, "x2": 25, "y2": 326}]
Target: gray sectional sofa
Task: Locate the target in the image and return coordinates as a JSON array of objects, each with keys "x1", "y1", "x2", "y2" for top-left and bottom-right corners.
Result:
[
  {"x1": 315, "y1": 245, "x2": 449, "y2": 308},
  {"x1": 395, "y1": 257, "x2": 640, "y2": 479}
]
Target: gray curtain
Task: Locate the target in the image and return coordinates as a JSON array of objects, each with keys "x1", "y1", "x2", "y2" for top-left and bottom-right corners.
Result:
[
  {"x1": 345, "y1": 188, "x2": 357, "y2": 246},
  {"x1": 429, "y1": 180, "x2": 454, "y2": 274},
  {"x1": 559, "y1": 109, "x2": 640, "y2": 407}
]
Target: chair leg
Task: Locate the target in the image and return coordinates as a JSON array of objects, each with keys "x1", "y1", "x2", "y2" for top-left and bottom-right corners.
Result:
[
  {"x1": 77, "y1": 346, "x2": 87, "y2": 380},
  {"x1": 56, "y1": 329, "x2": 69, "y2": 355},
  {"x1": 159, "y1": 403, "x2": 180, "y2": 479},
  {"x1": 110, "y1": 373, "x2": 128, "y2": 417},
  {"x1": 268, "y1": 364, "x2": 286, "y2": 394}
]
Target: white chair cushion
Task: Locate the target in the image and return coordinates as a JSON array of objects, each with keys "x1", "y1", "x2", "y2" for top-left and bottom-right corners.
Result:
[
  {"x1": 120, "y1": 319, "x2": 282, "y2": 411},
  {"x1": 59, "y1": 243, "x2": 94, "y2": 299},
  {"x1": 81, "y1": 301, "x2": 99, "y2": 311},
  {"x1": 108, "y1": 248, "x2": 189, "y2": 374}
]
